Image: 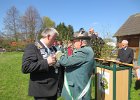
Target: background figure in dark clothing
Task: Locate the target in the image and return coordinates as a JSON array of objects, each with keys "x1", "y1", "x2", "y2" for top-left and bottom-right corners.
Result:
[
  {"x1": 88, "y1": 28, "x2": 97, "y2": 40},
  {"x1": 88, "y1": 28, "x2": 105, "y2": 58},
  {"x1": 117, "y1": 40, "x2": 134, "y2": 64}
]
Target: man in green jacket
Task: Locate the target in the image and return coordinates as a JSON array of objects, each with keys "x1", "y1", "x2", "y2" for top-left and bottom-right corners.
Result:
[{"x1": 57, "y1": 31, "x2": 95, "y2": 100}]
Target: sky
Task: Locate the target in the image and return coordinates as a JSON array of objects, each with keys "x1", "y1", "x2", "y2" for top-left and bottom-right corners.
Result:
[{"x1": 0, "y1": 0, "x2": 140, "y2": 38}]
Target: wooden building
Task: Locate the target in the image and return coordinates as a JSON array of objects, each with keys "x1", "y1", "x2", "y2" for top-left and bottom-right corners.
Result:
[{"x1": 114, "y1": 13, "x2": 140, "y2": 60}]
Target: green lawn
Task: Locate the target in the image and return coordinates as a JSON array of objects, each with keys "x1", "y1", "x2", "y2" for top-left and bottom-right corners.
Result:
[{"x1": 0, "y1": 52, "x2": 140, "y2": 100}]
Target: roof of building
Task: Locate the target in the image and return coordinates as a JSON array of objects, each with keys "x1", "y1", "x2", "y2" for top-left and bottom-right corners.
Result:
[{"x1": 114, "y1": 13, "x2": 140, "y2": 37}]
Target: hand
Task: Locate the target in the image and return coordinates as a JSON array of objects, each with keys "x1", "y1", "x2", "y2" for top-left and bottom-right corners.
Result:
[
  {"x1": 133, "y1": 66, "x2": 140, "y2": 70},
  {"x1": 47, "y1": 55, "x2": 56, "y2": 66},
  {"x1": 55, "y1": 51, "x2": 64, "y2": 60}
]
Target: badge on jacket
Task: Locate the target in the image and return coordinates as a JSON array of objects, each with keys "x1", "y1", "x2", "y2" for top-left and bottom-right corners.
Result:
[{"x1": 40, "y1": 48, "x2": 48, "y2": 59}]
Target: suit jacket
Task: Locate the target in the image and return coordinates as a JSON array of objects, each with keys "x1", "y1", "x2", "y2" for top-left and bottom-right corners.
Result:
[
  {"x1": 117, "y1": 47, "x2": 134, "y2": 64},
  {"x1": 58, "y1": 46, "x2": 94, "y2": 100},
  {"x1": 22, "y1": 42, "x2": 59, "y2": 97}
]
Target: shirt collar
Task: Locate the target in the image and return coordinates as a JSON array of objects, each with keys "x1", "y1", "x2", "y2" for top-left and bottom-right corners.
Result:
[
  {"x1": 40, "y1": 39, "x2": 51, "y2": 54},
  {"x1": 123, "y1": 47, "x2": 127, "y2": 50}
]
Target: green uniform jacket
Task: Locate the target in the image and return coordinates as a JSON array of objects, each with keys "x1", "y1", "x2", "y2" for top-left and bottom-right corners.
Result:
[{"x1": 58, "y1": 46, "x2": 94, "y2": 100}]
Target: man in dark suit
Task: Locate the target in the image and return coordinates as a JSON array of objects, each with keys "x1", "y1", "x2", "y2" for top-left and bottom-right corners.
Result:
[
  {"x1": 117, "y1": 40, "x2": 134, "y2": 64},
  {"x1": 22, "y1": 28, "x2": 60, "y2": 100}
]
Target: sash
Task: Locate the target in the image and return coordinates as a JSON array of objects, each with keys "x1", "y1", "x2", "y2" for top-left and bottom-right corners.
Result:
[{"x1": 64, "y1": 74, "x2": 92, "y2": 100}]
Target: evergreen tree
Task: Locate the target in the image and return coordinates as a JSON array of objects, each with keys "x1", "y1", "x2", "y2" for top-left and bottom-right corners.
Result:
[{"x1": 56, "y1": 23, "x2": 74, "y2": 41}]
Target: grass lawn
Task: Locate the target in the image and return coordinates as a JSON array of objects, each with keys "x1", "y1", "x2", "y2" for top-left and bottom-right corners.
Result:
[{"x1": 0, "y1": 52, "x2": 140, "y2": 100}]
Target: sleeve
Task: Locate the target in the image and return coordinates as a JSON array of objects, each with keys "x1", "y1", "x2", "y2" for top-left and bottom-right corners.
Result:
[
  {"x1": 58, "y1": 49, "x2": 87, "y2": 68},
  {"x1": 127, "y1": 49, "x2": 134, "y2": 64},
  {"x1": 22, "y1": 44, "x2": 49, "y2": 74}
]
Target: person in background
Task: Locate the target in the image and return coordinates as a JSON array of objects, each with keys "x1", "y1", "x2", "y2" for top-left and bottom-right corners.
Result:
[
  {"x1": 56, "y1": 31, "x2": 95, "y2": 100},
  {"x1": 22, "y1": 28, "x2": 60, "y2": 100},
  {"x1": 53, "y1": 40, "x2": 58, "y2": 47},
  {"x1": 94, "y1": 32, "x2": 105, "y2": 46},
  {"x1": 79, "y1": 27, "x2": 85, "y2": 34},
  {"x1": 88, "y1": 28, "x2": 97, "y2": 40},
  {"x1": 67, "y1": 40, "x2": 73, "y2": 56},
  {"x1": 62, "y1": 40, "x2": 68, "y2": 54},
  {"x1": 133, "y1": 49, "x2": 140, "y2": 78},
  {"x1": 117, "y1": 40, "x2": 134, "y2": 64},
  {"x1": 57, "y1": 40, "x2": 64, "y2": 52},
  {"x1": 88, "y1": 27, "x2": 105, "y2": 58},
  {"x1": 133, "y1": 49, "x2": 140, "y2": 95}
]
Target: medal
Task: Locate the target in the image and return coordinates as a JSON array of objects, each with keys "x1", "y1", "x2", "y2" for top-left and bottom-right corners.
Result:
[{"x1": 55, "y1": 68, "x2": 58, "y2": 74}]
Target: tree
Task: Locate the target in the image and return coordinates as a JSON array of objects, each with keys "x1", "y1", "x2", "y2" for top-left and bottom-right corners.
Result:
[
  {"x1": 3, "y1": 6, "x2": 20, "y2": 41},
  {"x1": 24, "y1": 6, "x2": 42, "y2": 42},
  {"x1": 42, "y1": 16, "x2": 55, "y2": 29},
  {"x1": 0, "y1": 31, "x2": 3, "y2": 38},
  {"x1": 56, "y1": 23, "x2": 74, "y2": 41},
  {"x1": 20, "y1": 16, "x2": 28, "y2": 40},
  {"x1": 67, "y1": 25, "x2": 74, "y2": 40},
  {"x1": 56, "y1": 23, "x2": 67, "y2": 40}
]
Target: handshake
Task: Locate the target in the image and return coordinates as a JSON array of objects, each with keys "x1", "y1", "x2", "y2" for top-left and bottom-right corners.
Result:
[{"x1": 47, "y1": 51, "x2": 64, "y2": 66}]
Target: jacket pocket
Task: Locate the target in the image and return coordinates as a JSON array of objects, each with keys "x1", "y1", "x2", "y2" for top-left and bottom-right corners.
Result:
[{"x1": 36, "y1": 78, "x2": 56, "y2": 84}]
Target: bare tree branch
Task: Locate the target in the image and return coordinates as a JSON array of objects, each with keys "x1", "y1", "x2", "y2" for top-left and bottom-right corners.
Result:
[{"x1": 3, "y1": 6, "x2": 20, "y2": 41}]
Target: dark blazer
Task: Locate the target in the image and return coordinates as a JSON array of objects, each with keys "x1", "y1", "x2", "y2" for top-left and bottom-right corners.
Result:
[
  {"x1": 22, "y1": 43, "x2": 59, "y2": 97},
  {"x1": 117, "y1": 47, "x2": 134, "y2": 64}
]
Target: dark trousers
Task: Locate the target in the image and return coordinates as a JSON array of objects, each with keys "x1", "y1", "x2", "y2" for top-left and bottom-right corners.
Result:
[{"x1": 34, "y1": 94, "x2": 57, "y2": 100}]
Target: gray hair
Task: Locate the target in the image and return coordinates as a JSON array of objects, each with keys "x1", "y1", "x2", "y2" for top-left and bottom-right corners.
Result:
[
  {"x1": 122, "y1": 40, "x2": 128, "y2": 44},
  {"x1": 41, "y1": 28, "x2": 59, "y2": 37}
]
